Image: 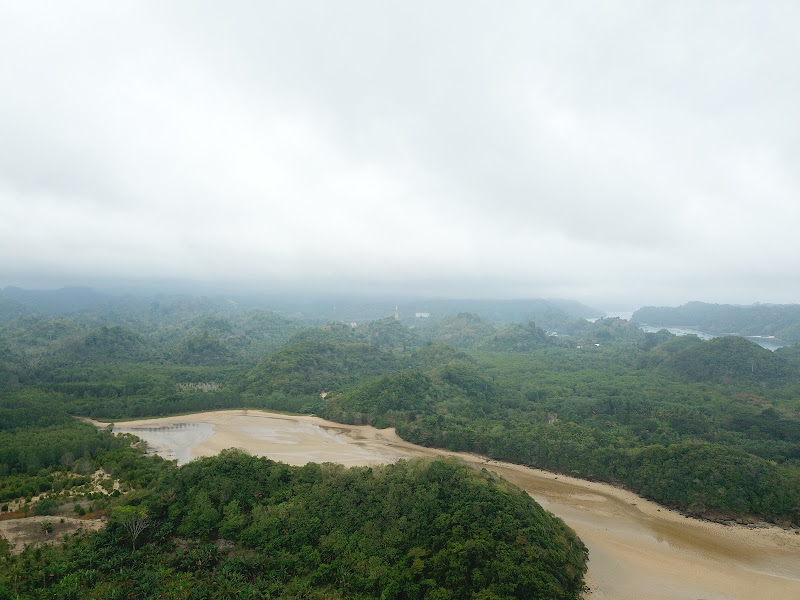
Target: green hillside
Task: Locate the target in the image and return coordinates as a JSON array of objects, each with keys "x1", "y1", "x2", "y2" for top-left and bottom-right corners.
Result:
[
  {"x1": 632, "y1": 301, "x2": 800, "y2": 343},
  {"x1": 650, "y1": 335, "x2": 794, "y2": 385},
  {"x1": 244, "y1": 341, "x2": 399, "y2": 397},
  {"x1": 0, "y1": 452, "x2": 587, "y2": 600},
  {"x1": 4, "y1": 289, "x2": 800, "y2": 599}
]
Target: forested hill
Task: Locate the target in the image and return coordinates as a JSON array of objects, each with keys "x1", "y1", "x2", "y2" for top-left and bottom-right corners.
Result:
[
  {"x1": 0, "y1": 450, "x2": 588, "y2": 599},
  {"x1": 632, "y1": 301, "x2": 800, "y2": 343},
  {"x1": 3, "y1": 301, "x2": 800, "y2": 524},
  {"x1": 0, "y1": 286, "x2": 602, "y2": 327},
  {"x1": 3, "y1": 291, "x2": 800, "y2": 597},
  {"x1": 642, "y1": 335, "x2": 794, "y2": 385},
  {"x1": 0, "y1": 291, "x2": 601, "y2": 599}
]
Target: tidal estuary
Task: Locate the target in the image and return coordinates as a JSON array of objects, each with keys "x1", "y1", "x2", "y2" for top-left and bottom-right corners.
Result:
[{"x1": 103, "y1": 410, "x2": 800, "y2": 600}]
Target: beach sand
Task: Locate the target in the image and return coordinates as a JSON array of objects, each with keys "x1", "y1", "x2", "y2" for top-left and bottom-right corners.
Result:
[{"x1": 105, "y1": 410, "x2": 800, "y2": 600}]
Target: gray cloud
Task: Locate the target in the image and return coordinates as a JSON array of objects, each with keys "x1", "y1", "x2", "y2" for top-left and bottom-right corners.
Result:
[{"x1": 2, "y1": 1, "x2": 799, "y2": 308}]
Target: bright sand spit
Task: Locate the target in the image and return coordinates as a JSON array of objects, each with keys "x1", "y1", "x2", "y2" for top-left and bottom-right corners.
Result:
[{"x1": 102, "y1": 410, "x2": 800, "y2": 600}]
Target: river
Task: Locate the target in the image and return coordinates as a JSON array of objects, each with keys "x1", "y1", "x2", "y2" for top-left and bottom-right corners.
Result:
[{"x1": 105, "y1": 410, "x2": 800, "y2": 600}]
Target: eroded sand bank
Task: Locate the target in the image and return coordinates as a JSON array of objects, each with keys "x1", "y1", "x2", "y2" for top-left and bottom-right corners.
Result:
[{"x1": 105, "y1": 410, "x2": 800, "y2": 600}]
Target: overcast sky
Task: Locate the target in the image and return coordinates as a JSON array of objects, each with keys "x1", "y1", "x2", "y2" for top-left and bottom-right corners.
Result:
[{"x1": 2, "y1": 1, "x2": 799, "y2": 309}]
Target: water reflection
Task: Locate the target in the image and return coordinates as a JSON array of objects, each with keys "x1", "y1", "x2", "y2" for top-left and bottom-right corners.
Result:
[{"x1": 115, "y1": 422, "x2": 215, "y2": 465}]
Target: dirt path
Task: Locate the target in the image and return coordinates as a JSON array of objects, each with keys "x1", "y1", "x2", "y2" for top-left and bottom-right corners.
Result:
[{"x1": 103, "y1": 410, "x2": 800, "y2": 600}]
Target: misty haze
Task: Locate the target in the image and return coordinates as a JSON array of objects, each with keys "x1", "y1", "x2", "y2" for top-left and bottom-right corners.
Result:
[{"x1": 2, "y1": 3, "x2": 800, "y2": 600}]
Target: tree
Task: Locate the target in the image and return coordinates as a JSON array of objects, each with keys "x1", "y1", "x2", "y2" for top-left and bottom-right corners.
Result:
[{"x1": 112, "y1": 505, "x2": 151, "y2": 551}]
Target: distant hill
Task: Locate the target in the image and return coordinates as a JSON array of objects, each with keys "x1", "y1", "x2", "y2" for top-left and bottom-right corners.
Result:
[
  {"x1": 321, "y1": 370, "x2": 440, "y2": 424},
  {"x1": 61, "y1": 326, "x2": 160, "y2": 364},
  {"x1": 645, "y1": 335, "x2": 794, "y2": 385},
  {"x1": 432, "y1": 360, "x2": 500, "y2": 403},
  {"x1": 161, "y1": 311, "x2": 301, "y2": 365},
  {"x1": 574, "y1": 317, "x2": 653, "y2": 347},
  {"x1": 0, "y1": 345, "x2": 24, "y2": 387},
  {"x1": 288, "y1": 318, "x2": 425, "y2": 352},
  {"x1": 632, "y1": 301, "x2": 800, "y2": 343},
  {"x1": 476, "y1": 321, "x2": 554, "y2": 352},
  {"x1": 0, "y1": 315, "x2": 94, "y2": 358},
  {"x1": 0, "y1": 286, "x2": 603, "y2": 331},
  {"x1": 287, "y1": 322, "x2": 363, "y2": 346},
  {"x1": 776, "y1": 343, "x2": 800, "y2": 364},
  {"x1": 0, "y1": 286, "x2": 112, "y2": 316},
  {"x1": 320, "y1": 359, "x2": 498, "y2": 427},
  {"x1": 244, "y1": 341, "x2": 399, "y2": 397},
  {"x1": 233, "y1": 309, "x2": 304, "y2": 357},
  {"x1": 410, "y1": 298, "x2": 603, "y2": 325},
  {"x1": 404, "y1": 343, "x2": 477, "y2": 370},
  {"x1": 173, "y1": 331, "x2": 239, "y2": 366},
  {"x1": 361, "y1": 317, "x2": 425, "y2": 351},
  {"x1": 419, "y1": 312, "x2": 498, "y2": 348}
]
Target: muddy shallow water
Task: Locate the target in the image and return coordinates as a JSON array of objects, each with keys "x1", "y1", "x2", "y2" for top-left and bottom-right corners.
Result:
[{"x1": 105, "y1": 410, "x2": 800, "y2": 600}]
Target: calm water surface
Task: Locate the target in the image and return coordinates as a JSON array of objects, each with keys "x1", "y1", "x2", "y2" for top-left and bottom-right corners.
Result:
[{"x1": 115, "y1": 422, "x2": 214, "y2": 464}]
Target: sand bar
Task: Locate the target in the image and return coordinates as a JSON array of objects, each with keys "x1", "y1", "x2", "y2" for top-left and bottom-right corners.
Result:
[{"x1": 103, "y1": 410, "x2": 800, "y2": 600}]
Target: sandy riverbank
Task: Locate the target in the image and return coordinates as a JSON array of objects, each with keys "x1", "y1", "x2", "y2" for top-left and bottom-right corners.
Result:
[{"x1": 102, "y1": 410, "x2": 800, "y2": 600}]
